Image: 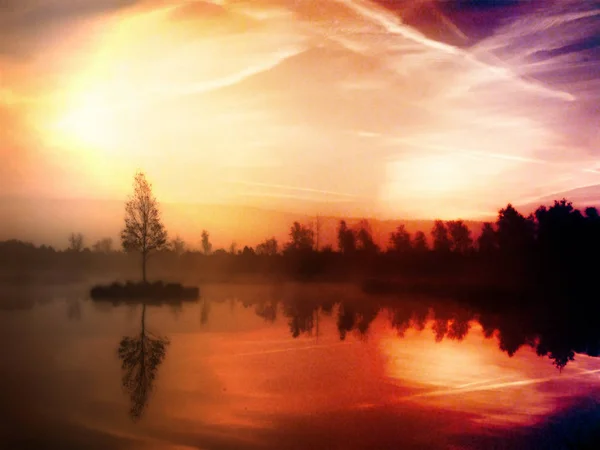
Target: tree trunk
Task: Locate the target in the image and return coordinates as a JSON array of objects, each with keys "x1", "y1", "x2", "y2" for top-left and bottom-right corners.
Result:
[
  {"x1": 141, "y1": 304, "x2": 146, "y2": 332},
  {"x1": 142, "y1": 251, "x2": 147, "y2": 284}
]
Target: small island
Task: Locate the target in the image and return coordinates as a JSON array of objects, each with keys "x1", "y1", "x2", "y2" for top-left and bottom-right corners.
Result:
[
  {"x1": 90, "y1": 172, "x2": 199, "y2": 301},
  {"x1": 90, "y1": 281, "x2": 199, "y2": 301}
]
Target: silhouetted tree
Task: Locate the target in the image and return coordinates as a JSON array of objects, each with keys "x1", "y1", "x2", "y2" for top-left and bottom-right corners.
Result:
[
  {"x1": 584, "y1": 206, "x2": 600, "y2": 258},
  {"x1": 447, "y1": 220, "x2": 472, "y2": 253},
  {"x1": 585, "y1": 206, "x2": 599, "y2": 219},
  {"x1": 389, "y1": 224, "x2": 411, "y2": 253},
  {"x1": 314, "y1": 215, "x2": 323, "y2": 251},
  {"x1": 535, "y1": 199, "x2": 583, "y2": 254},
  {"x1": 496, "y1": 204, "x2": 534, "y2": 255},
  {"x1": 477, "y1": 222, "x2": 497, "y2": 253},
  {"x1": 534, "y1": 199, "x2": 586, "y2": 287},
  {"x1": 241, "y1": 246, "x2": 255, "y2": 256},
  {"x1": 118, "y1": 304, "x2": 169, "y2": 421},
  {"x1": 170, "y1": 235, "x2": 186, "y2": 256},
  {"x1": 256, "y1": 237, "x2": 278, "y2": 256},
  {"x1": 68, "y1": 232, "x2": 84, "y2": 252},
  {"x1": 337, "y1": 220, "x2": 356, "y2": 254},
  {"x1": 229, "y1": 241, "x2": 237, "y2": 255},
  {"x1": 121, "y1": 172, "x2": 168, "y2": 283},
  {"x1": 285, "y1": 222, "x2": 314, "y2": 253},
  {"x1": 356, "y1": 220, "x2": 378, "y2": 254},
  {"x1": 431, "y1": 220, "x2": 451, "y2": 252},
  {"x1": 412, "y1": 231, "x2": 428, "y2": 252},
  {"x1": 201, "y1": 230, "x2": 212, "y2": 255},
  {"x1": 92, "y1": 237, "x2": 113, "y2": 254}
]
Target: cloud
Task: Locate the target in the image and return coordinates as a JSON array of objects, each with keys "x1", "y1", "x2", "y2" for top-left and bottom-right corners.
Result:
[
  {"x1": 2, "y1": 0, "x2": 600, "y2": 219},
  {"x1": 0, "y1": 0, "x2": 141, "y2": 58}
]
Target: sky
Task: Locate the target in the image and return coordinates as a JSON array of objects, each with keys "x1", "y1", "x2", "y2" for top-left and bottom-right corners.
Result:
[{"x1": 1, "y1": 0, "x2": 599, "y2": 221}]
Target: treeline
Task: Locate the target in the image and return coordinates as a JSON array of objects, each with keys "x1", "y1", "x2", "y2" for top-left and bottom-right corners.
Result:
[{"x1": 1, "y1": 198, "x2": 599, "y2": 287}]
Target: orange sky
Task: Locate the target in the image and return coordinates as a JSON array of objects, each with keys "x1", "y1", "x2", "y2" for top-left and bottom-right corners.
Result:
[{"x1": 1, "y1": 0, "x2": 599, "y2": 222}]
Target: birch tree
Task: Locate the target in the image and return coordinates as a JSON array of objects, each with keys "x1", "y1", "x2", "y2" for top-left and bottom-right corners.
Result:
[{"x1": 121, "y1": 172, "x2": 168, "y2": 283}]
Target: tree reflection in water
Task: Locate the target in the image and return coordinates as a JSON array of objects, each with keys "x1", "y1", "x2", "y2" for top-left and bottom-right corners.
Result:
[
  {"x1": 240, "y1": 290, "x2": 600, "y2": 372},
  {"x1": 117, "y1": 303, "x2": 169, "y2": 420}
]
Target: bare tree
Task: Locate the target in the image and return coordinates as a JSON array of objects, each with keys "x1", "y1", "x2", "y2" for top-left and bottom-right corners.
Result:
[
  {"x1": 314, "y1": 215, "x2": 322, "y2": 251},
  {"x1": 92, "y1": 237, "x2": 113, "y2": 254},
  {"x1": 121, "y1": 172, "x2": 168, "y2": 283},
  {"x1": 201, "y1": 230, "x2": 212, "y2": 255},
  {"x1": 68, "y1": 232, "x2": 84, "y2": 252}
]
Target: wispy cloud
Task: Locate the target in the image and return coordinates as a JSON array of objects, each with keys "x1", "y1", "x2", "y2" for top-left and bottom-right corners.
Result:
[{"x1": 227, "y1": 180, "x2": 365, "y2": 199}]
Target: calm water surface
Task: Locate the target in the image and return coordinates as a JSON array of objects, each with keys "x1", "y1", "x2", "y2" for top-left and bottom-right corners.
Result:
[{"x1": 2, "y1": 283, "x2": 600, "y2": 449}]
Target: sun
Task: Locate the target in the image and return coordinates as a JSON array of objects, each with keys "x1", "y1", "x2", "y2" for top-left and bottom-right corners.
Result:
[{"x1": 52, "y1": 92, "x2": 117, "y2": 150}]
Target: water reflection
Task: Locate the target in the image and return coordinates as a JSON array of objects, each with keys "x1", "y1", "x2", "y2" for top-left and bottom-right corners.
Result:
[
  {"x1": 117, "y1": 303, "x2": 170, "y2": 421},
  {"x1": 48, "y1": 286, "x2": 600, "y2": 427},
  {"x1": 237, "y1": 291, "x2": 600, "y2": 371},
  {"x1": 4, "y1": 284, "x2": 600, "y2": 449}
]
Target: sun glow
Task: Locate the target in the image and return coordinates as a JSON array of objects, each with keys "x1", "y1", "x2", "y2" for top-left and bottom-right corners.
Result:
[
  {"x1": 52, "y1": 93, "x2": 117, "y2": 150},
  {"x1": 5, "y1": 0, "x2": 598, "y2": 218}
]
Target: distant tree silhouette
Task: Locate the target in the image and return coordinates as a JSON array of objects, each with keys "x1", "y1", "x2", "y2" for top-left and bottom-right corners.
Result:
[
  {"x1": 534, "y1": 199, "x2": 587, "y2": 287},
  {"x1": 68, "y1": 232, "x2": 84, "y2": 252},
  {"x1": 585, "y1": 206, "x2": 599, "y2": 219},
  {"x1": 477, "y1": 222, "x2": 497, "y2": 253},
  {"x1": 389, "y1": 224, "x2": 411, "y2": 253},
  {"x1": 118, "y1": 304, "x2": 169, "y2": 421},
  {"x1": 256, "y1": 237, "x2": 278, "y2": 256},
  {"x1": 412, "y1": 231, "x2": 428, "y2": 252},
  {"x1": 535, "y1": 199, "x2": 583, "y2": 254},
  {"x1": 92, "y1": 237, "x2": 113, "y2": 254},
  {"x1": 201, "y1": 230, "x2": 212, "y2": 255},
  {"x1": 241, "y1": 246, "x2": 255, "y2": 256},
  {"x1": 356, "y1": 220, "x2": 378, "y2": 254},
  {"x1": 496, "y1": 204, "x2": 534, "y2": 255},
  {"x1": 314, "y1": 215, "x2": 323, "y2": 251},
  {"x1": 584, "y1": 206, "x2": 600, "y2": 257},
  {"x1": 447, "y1": 220, "x2": 472, "y2": 253},
  {"x1": 229, "y1": 241, "x2": 238, "y2": 255},
  {"x1": 170, "y1": 235, "x2": 186, "y2": 256},
  {"x1": 337, "y1": 220, "x2": 356, "y2": 254},
  {"x1": 431, "y1": 220, "x2": 451, "y2": 252},
  {"x1": 121, "y1": 172, "x2": 168, "y2": 283},
  {"x1": 285, "y1": 222, "x2": 314, "y2": 253}
]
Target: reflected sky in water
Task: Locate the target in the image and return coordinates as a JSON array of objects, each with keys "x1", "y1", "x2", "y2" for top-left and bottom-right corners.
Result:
[{"x1": 2, "y1": 282, "x2": 600, "y2": 449}]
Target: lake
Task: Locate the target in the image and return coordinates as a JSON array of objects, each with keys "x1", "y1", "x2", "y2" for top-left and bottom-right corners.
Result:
[{"x1": 2, "y1": 282, "x2": 600, "y2": 449}]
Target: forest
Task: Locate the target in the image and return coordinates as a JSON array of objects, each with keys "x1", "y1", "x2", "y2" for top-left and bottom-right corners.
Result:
[{"x1": 1, "y1": 198, "x2": 598, "y2": 304}]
